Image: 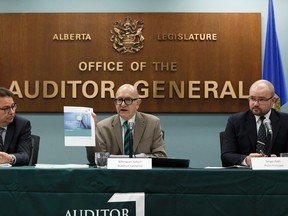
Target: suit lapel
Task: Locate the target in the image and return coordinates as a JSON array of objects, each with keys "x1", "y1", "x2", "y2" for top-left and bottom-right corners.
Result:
[
  {"x1": 111, "y1": 116, "x2": 123, "y2": 154},
  {"x1": 134, "y1": 112, "x2": 145, "y2": 152},
  {"x1": 269, "y1": 110, "x2": 280, "y2": 149},
  {"x1": 245, "y1": 111, "x2": 257, "y2": 152},
  {"x1": 4, "y1": 123, "x2": 15, "y2": 151}
]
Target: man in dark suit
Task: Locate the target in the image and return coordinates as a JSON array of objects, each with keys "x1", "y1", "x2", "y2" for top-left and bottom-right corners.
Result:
[
  {"x1": 86, "y1": 84, "x2": 167, "y2": 165},
  {"x1": 221, "y1": 80, "x2": 288, "y2": 167},
  {"x1": 0, "y1": 87, "x2": 32, "y2": 165}
]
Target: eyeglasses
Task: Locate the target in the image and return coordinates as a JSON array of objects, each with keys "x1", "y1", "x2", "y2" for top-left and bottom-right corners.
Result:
[
  {"x1": 114, "y1": 98, "x2": 139, "y2": 105},
  {"x1": 248, "y1": 96, "x2": 273, "y2": 104},
  {"x1": 0, "y1": 103, "x2": 17, "y2": 113}
]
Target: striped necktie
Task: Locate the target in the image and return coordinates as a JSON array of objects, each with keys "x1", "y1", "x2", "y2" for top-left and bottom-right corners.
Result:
[
  {"x1": 256, "y1": 116, "x2": 267, "y2": 154},
  {"x1": 123, "y1": 121, "x2": 130, "y2": 155},
  {"x1": 0, "y1": 128, "x2": 5, "y2": 151}
]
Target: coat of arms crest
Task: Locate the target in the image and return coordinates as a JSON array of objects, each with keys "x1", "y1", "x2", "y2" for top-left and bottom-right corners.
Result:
[{"x1": 110, "y1": 17, "x2": 144, "y2": 54}]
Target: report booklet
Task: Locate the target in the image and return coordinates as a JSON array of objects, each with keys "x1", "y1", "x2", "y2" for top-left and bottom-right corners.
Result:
[{"x1": 64, "y1": 106, "x2": 95, "y2": 146}]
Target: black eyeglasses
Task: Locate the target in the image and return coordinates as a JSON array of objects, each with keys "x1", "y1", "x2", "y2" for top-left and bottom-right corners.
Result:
[
  {"x1": 0, "y1": 103, "x2": 17, "y2": 113},
  {"x1": 114, "y1": 98, "x2": 139, "y2": 105},
  {"x1": 248, "y1": 96, "x2": 273, "y2": 104}
]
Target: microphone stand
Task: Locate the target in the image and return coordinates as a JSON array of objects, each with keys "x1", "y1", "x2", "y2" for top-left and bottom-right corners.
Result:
[
  {"x1": 266, "y1": 132, "x2": 273, "y2": 157},
  {"x1": 263, "y1": 119, "x2": 273, "y2": 157},
  {"x1": 128, "y1": 123, "x2": 134, "y2": 158}
]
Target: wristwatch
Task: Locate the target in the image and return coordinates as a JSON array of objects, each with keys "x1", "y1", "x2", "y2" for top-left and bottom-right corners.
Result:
[{"x1": 10, "y1": 154, "x2": 16, "y2": 165}]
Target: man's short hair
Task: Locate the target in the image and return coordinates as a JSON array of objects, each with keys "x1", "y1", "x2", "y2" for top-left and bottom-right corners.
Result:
[{"x1": 0, "y1": 87, "x2": 14, "y2": 98}]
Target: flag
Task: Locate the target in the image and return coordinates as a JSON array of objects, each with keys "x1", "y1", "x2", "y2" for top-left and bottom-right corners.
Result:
[{"x1": 262, "y1": 0, "x2": 288, "y2": 111}]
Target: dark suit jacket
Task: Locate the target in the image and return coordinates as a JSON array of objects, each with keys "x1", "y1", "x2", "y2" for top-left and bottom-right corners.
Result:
[
  {"x1": 86, "y1": 112, "x2": 167, "y2": 165},
  {"x1": 4, "y1": 115, "x2": 32, "y2": 165},
  {"x1": 221, "y1": 109, "x2": 288, "y2": 167}
]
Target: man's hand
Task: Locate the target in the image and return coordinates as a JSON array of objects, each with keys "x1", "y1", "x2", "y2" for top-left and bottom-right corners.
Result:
[
  {"x1": 0, "y1": 152, "x2": 13, "y2": 164},
  {"x1": 92, "y1": 113, "x2": 97, "y2": 127},
  {"x1": 245, "y1": 153, "x2": 265, "y2": 166},
  {"x1": 245, "y1": 153, "x2": 278, "y2": 166}
]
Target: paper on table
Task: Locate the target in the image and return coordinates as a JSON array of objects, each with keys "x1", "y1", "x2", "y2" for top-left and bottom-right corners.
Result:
[
  {"x1": 35, "y1": 164, "x2": 89, "y2": 169},
  {"x1": 205, "y1": 165, "x2": 250, "y2": 169},
  {"x1": 0, "y1": 163, "x2": 12, "y2": 167},
  {"x1": 64, "y1": 106, "x2": 95, "y2": 146}
]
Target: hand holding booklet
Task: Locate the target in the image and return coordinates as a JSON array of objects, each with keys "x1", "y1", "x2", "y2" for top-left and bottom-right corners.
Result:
[{"x1": 64, "y1": 106, "x2": 95, "y2": 146}]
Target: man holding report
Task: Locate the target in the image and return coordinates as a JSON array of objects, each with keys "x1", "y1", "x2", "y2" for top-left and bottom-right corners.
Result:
[
  {"x1": 86, "y1": 84, "x2": 167, "y2": 165},
  {"x1": 221, "y1": 80, "x2": 288, "y2": 167}
]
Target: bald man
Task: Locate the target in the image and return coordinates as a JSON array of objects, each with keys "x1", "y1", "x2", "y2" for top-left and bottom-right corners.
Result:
[
  {"x1": 87, "y1": 84, "x2": 167, "y2": 165},
  {"x1": 221, "y1": 79, "x2": 288, "y2": 167}
]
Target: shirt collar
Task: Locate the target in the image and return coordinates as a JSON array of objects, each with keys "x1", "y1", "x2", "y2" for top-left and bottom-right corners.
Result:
[
  {"x1": 255, "y1": 110, "x2": 271, "y2": 123},
  {"x1": 120, "y1": 114, "x2": 136, "y2": 126}
]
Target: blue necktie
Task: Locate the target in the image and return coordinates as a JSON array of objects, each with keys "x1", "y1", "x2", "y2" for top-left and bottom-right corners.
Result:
[
  {"x1": 256, "y1": 116, "x2": 266, "y2": 154},
  {"x1": 123, "y1": 121, "x2": 130, "y2": 155}
]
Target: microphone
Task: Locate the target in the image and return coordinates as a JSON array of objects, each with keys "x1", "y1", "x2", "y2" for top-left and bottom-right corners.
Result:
[
  {"x1": 263, "y1": 118, "x2": 273, "y2": 157},
  {"x1": 128, "y1": 122, "x2": 135, "y2": 158},
  {"x1": 263, "y1": 118, "x2": 273, "y2": 135},
  {"x1": 128, "y1": 122, "x2": 135, "y2": 131}
]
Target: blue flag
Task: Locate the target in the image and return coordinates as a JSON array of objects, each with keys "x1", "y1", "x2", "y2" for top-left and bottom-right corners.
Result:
[{"x1": 262, "y1": 0, "x2": 288, "y2": 110}]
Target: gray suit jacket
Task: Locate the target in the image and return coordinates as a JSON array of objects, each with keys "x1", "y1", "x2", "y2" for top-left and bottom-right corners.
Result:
[{"x1": 86, "y1": 112, "x2": 167, "y2": 165}]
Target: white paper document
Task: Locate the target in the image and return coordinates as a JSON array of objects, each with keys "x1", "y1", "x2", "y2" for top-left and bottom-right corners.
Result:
[
  {"x1": 35, "y1": 164, "x2": 89, "y2": 169},
  {"x1": 0, "y1": 163, "x2": 12, "y2": 167},
  {"x1": 64, "y1": 106, "x2": 95, "y2": 146},
  {"x1": 205, "y1": 165, "x2": 249, "y2": 169}
]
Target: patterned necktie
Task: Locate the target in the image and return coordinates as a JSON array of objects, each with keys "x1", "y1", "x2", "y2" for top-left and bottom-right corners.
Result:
[
  {"x1": 123, "y1": 121, "x2": 130, "y2": 155},
  {"x1": 0, "y1": 128, "x2": 5, "y2": 152},
  {"x1": 256, "y1": 116, "x2": 266, "y2": 154}
]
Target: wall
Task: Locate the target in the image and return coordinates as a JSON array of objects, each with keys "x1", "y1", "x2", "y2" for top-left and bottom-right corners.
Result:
[{"x1": 1, "y1": 0, "x2": 288, "y2": 167}]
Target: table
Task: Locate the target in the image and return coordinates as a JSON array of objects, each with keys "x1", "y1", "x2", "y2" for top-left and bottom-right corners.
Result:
[{"x1": 0, "y1": 167, "x2": 288, "y2": 216}]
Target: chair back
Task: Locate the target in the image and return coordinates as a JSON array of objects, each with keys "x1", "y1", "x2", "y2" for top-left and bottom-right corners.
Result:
[
  {"x1": 161, "y1": 130, "x2": 165, "y2": 140},
  {"x1": 219, "y1": 131, "x2": 225, "y2": 151},
  {"x1": 219, "y1": 131, "x2": 226, "y2": 166},
  {"x1": 29, "y1": 134, "x2": 40, "y2": 166}
]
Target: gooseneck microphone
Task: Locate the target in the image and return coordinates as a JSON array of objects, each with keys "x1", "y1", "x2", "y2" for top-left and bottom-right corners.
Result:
[
  {"x1": 128, "y1": 122, "x2": 135, "y2": 158},
  {"x1": 263, "y1": 119, "x2": 273, "y2": 134},
  {"x1": 263, "y1": 118, "x2": 273, "y2": 157}
]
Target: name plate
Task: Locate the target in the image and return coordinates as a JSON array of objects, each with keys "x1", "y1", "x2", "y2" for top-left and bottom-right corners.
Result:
[
  {"x1": 251, "y1": 157, "x2": 288, "y2": 170},
  {"x1": 107, "y1": 158, "x2": 152, "y2": 170}
]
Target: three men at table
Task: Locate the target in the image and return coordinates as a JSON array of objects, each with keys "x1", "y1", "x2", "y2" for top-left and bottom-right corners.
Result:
[
  {"x1": 221, "y1": 80, "x2": 288, "y2": 167},
  {"x1": 86, "y1": 84, "x2": 167, "y2": 165},
  {"x1": 3, "y1": 80, "x2": 288, "y2": 167}
]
